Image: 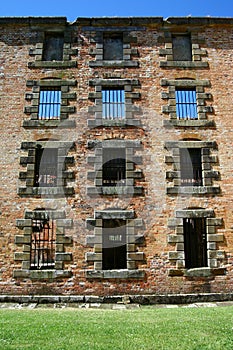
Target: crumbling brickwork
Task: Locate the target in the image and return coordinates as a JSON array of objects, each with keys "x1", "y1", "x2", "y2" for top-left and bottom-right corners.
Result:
[{"x1": 0, "y1": 16, "x2": 233, "y2": 296}]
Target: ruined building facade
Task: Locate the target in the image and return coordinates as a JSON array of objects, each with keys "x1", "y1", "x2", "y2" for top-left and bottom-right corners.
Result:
[{"x1": 0, "y1": 16, "x2": 233, "y2": 296}]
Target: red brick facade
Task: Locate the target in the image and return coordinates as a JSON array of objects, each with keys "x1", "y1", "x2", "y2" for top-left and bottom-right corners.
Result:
[{"x1": 0, "y1": 16, "x2": 233, "y2": 296}]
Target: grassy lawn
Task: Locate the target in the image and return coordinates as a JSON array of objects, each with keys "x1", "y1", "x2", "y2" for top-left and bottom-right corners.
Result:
[{"x1": 0, "y1": 305, "x2": 233, "y2": 350}]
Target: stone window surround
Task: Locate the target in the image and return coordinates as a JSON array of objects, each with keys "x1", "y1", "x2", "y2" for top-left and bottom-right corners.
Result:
[
  {"x1": 167, "y1": 208, "x2": 225, "y2": 277},
  {"x1": 85, "y1": 209, "x2": 145, "y2": 279},
  {"x1": 23, "y1": 79, "x2": 77, "y2": 128},
  {"x1": 86, "y1": 139, "x2": 143, "y2": 196},
  {"x1": 161, "y1": 78, "x2": 214, "y2": 127},
  {"x1": 88, "y1": 27, "x2": 139, "y2": 68},
  {"x1": 88, "y1": 78, "x2": 141, "y2": 127},
  {"x1": 159, "y1": 30, "x2": 209, "y2": 68},
  {"x1": 18, "y1": 140, "x2": 75, "y2": 197},
  {"x1": 14, "y1": 209, "x2": 73, "y2": 280},
  {"x1": 28, "y1": 29, "x2": 78, "y2": 68},
  {"x1": 165, "y1": 140, "x2": 220, "y2": 195}
]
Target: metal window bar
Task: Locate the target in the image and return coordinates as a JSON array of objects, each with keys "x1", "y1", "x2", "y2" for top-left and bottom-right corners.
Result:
[
  {"x1": 180, "y1": 148, "x2": 202, "y2": 186},
  {"x1": 183, "y1": 218, "x2": 207, "y2": 268},
  {"x1": 175, "y1": 89, "x2": 198, "y2": 119},
  {"x1": 102, "y1": 89, "x2": 125, "y2": 119},
  {"x1": 30, "y1": 218, "x2": 55, "y2": 270},
  {"x1": 38, "y1": 88, "x2": 61, "y2": 120},
  {"x1": 34, "y1": 148, "x2": 58, "y2": 187}
]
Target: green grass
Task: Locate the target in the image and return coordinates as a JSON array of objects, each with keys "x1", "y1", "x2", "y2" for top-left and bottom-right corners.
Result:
[{"x1": 0, "y1": 306, "x2": 233, "y2": 350}]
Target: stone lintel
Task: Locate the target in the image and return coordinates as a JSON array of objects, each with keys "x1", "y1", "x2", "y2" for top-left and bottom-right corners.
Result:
[{"x1": 95, "y1": 210, "x2": 135, "y2": 219}]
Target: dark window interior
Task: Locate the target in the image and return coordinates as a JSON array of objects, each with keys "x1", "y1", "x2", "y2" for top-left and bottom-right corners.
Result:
[
  {"x1": 180, "y1": 148, "x2": 202, "y2": 186},
  {"x1": 42, "y1": 33, "x2": 64, "y2": 61},
  {"x1": 102, "y1": 148, "x2": 126, "y2": 186},
  {"x1": 31, "y1": 217, "x2": 55, "y2": 269},
  {"x1": 34, "y1": 148, "x2": 58, "y2": 187},
  {"x1": 102, "y1": 219, "x2": 127, "y2": 270},
  {"x1": 103, "y1": 33, "x2": 123, "y2": 60},
  {"x1": 183, "y1": 217, "x2": 207, "y2": 268},
  {"x1": 172, "y1": 35, "x2": 192, "y2": 61}
]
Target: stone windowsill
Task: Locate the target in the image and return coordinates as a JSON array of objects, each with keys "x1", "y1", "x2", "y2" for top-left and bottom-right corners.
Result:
[
  {"x1": 18, "y1": 187, "x2": 74, "y2": 197},
  {"x1": 163, "y1": 119, "x2": 215, "y2": 128},
  {"x1": 28, "y1": 61, "x2": 77, "y2": 69},
  {"x1": 160, "y1": 61, "x2": 209, "y2": 68},
  {"x1": 13, "y1": 269, "x2": 72, "y2": 279},
  {"x1": 86, "y1": 269, "x2": 145, "y2": 279},
  {"x1": 87, "y1": 119, "x2": 141, "y2": 128},
  {"x1": 167, "y1": 186, "x2": 220, "y2": 195},
  {"x1": 23, "y1": 119, "x2": 76, "y2": 128},
  {"x1": 86, "y1": 186, "x2": 144, "y2": 196},
  {"x1": 89, "y1": 60, "x2": 139, "y2": 68},
  {"x1": 168, "y1": 267, "x2": 226, "y2": 277}
]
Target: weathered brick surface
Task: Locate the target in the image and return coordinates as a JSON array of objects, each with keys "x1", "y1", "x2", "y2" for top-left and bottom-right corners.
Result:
[{"x1": 0, "y1": 17, "x2": 233, "y2": 296}]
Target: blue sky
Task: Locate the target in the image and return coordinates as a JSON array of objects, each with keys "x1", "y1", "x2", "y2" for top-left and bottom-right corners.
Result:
[{"x1": 1, "y1": 0, "x2": 233, "y2": 21}]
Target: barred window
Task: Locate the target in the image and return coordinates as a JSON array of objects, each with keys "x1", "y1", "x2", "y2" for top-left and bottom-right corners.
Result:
[
  {"x1": 31, "y1": 217, "x2": 56, "y2": 270},
  {"x1": 175, "y1": 89, "x2": 198, "y2": 120},
  {"x1": 103, "y1": 148, "x2": 126, "y2": 186},
  {"x1": 102, "y1": 219, "x2": 126, "y2": 270},
  {"x1": 183, "y1": 217, "x2": 207, "y2": 268},
  {"x1": 42, "y1": 33, "x2": 64, "y2": 61},
  {"x1": 38, "y1": 88, "x2": 61, "y2": 120},
  {"x1": 102, "y1": 88, "x2": 125, "y2": 120},
  {"x1": 180, "y1": 148, "x2": 202, "y2": 186},
  {"x1": 34, "y1": 148, "x2": 58, "y2": 187}
]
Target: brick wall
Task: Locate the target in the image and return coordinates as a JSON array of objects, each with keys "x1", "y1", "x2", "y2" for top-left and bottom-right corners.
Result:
[{"x1": 0, "y1": 17, "x2": 233, "y2": 296}]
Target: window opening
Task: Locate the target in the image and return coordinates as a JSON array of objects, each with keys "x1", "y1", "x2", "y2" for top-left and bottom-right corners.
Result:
[
  {"x1": 30, "y1": 217, "x2": 56, "y2": 269},
  {"x1": 34, "y1": 148, "x2": 58, "y2": 187},
  {"x1": 172, "y1": 34, "x2": 192, "y2": 61},
  {"x1": 102, "y1": 148, "x2": 126, "y2": 186},
  {"x1": 42, "y1": 33, "x2": 64, "y2": 61},
  {"x1": 38, "y1": 88, "x2": 61, "y2": 120},
  {"x1": 103, "y1": 33, "x2": 123, "y2": 60},
  {"x1": 102, "y1": 88, "x2": 125, "y2": 120},
  {"x1": 180, "y1": 148, "x2": 202, "y2": 186},
  {"x1": 102, "y1": 219, "x2": 126, "y2": 270},
  {"x1": 183, "y1": 217, "x2": 207, "y2": 268},
  {"x1": 175, "y1": 89, "x2": 198, "y2": 120}
]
